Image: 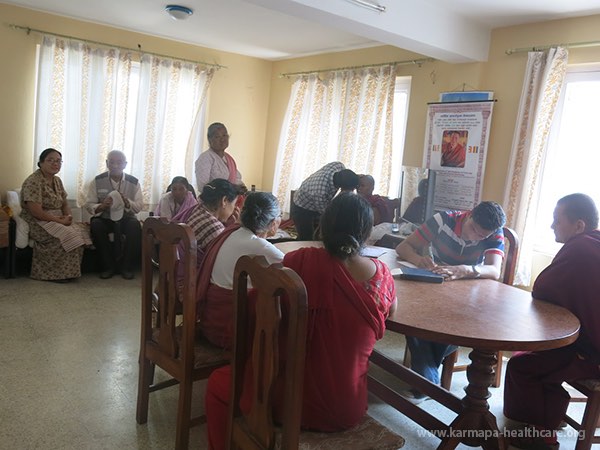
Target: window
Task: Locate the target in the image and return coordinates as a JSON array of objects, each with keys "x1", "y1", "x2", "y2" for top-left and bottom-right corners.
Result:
[
  {"x1": 390, "y1": 76, "x2": 412, "y2": 198},
  {"x1": 272, "y1": 65, "x2": 404, "y2": 212},
  {"x1": 533, "y1": 67, "x2": 600, "y2": 254},
  {"x1": 34, "y1": 35, "x2": 214, "y2": 206}
]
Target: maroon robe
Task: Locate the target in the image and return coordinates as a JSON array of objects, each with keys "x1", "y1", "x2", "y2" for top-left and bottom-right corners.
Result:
[
  {"x1": 504, "y1": 230, "x2": 600, "y2": 431},
  {"x1": 196, "y1": 224, "x2": 241, "y2": 348}
]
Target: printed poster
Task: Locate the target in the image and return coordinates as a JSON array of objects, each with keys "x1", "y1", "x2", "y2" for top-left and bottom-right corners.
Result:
[{"x1": 423, "y1": 101, "x2": 494, "y2": 211}]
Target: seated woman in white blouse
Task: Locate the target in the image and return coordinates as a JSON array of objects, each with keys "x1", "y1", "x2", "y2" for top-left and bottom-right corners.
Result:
[{"x1": 196, "y1": 192, "x2": 283, "y2": 348}]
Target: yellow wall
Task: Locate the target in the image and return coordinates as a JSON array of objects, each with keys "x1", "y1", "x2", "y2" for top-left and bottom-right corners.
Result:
[
  {"x1": 262, "y1": 15, "x2": 600, "y2": 205},
  {"x1": 263, "y1": 51, "x2": 487, "y2": 192},
  {"x1": 3, "y1": 2, "x2": 600, "y2": 215},
  {"x1": 0, "y1": 3, "x2": 272, "y2": 198}
]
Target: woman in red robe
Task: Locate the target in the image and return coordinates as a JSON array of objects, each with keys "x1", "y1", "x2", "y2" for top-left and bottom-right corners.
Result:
[{"x1": 204, "y1": 192, "x2": 397, "y2": 449}]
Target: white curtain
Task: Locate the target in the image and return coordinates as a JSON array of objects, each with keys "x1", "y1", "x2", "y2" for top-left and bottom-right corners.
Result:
[
  {"x1": 272, "y1": 65, "x2": 396, "y2": 213},
  {"x1": 35, "y1": 35, "x2": 214, "y2": 206},
  {"x1": 503, "y1": 47, "x2": 568, "y2": 286},
  {"x1": 132, "y1": 54, "x2": 214, "y2": 204}
]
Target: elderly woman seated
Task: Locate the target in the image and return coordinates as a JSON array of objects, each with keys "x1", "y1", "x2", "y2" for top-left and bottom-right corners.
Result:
[
  {"x1": 196, "y1": 192, "x2": 283, "y2": 349},
  {"x1": 20, "y1": 148, "x2": 90, "y2": 282}
]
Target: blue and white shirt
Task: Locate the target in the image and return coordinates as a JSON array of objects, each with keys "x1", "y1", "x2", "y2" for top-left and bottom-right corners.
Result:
[{"x1": 415, "y1": 210, "x2": 504, "y2": 265}]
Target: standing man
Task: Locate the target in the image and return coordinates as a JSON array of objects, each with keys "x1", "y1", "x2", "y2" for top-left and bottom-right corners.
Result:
[
  {"x1": 395, "y1": 201, "x2": 506, "y2": 400},
  {"x1": 195, "y1": 122, "x2": 243, "y2": 193},
  {"x1": 504, "y1": 193, "x2": 600, "y2": 450},
  {"x1": 85, "y1": 150, "x2": 143, "y2": 280},
  {"x1": 290, "y1": 162, "x2": 359, "y2": 241}
]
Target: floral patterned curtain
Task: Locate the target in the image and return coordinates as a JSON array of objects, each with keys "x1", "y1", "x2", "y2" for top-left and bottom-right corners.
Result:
[
  {"x1": 503, "y1": 47, "x2": 568, "y2": 285},
  {"x1": 272, "y1": 65, "x2": 396, "y2": 213},
  {"x1": 35, "y1": 35, "x2": 214, "y2": 207}
]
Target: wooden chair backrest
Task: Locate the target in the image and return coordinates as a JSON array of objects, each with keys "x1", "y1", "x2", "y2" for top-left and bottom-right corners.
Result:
[
  {"x1": 501, "y1": 226, "x2": 519, "y2": 286},
  {"x1": 227, "y1": 255, "x2": 308, "y2": 450},
  {"x1": 141, "y1": 217, "x2": 197, "y2": 361}
]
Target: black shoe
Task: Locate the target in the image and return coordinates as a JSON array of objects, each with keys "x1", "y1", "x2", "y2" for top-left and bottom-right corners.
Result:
[
  {"x1": 121, "y1": 270, "x2": 134, "y2": 280},
  {"x1": 49, "y1": 278, "x2": 71, "y2": 284},
  {"x1": 100, "y1": 270, "x2": 114, "y2": 279}
]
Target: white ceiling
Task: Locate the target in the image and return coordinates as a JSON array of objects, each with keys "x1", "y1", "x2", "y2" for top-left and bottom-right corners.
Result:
[{"x1": 5, "y1": 0, "x2": 600, "y2": 62}]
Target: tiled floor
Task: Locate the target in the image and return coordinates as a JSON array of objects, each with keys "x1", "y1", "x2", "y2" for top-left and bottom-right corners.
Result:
[{"x1": 0, "y1": 272, "x2": 588, "y2": 449}]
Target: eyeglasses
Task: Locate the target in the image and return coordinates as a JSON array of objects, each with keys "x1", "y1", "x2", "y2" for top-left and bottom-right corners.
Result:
[{"x1": 45, "y1": 158, "x2": 63, "y2": 164}]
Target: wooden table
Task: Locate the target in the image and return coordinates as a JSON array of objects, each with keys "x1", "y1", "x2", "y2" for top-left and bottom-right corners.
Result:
[{"x1": 275, "y1": 242, "x2": 581, "y2": 449}]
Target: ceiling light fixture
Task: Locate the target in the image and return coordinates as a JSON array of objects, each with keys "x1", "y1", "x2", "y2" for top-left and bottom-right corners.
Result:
[
  {"x1": 165, "y1": 4, "x2": 193, "y2": 20},
  {"x1": 345, "y1": 0, "x2": 386, "y2": 13}
]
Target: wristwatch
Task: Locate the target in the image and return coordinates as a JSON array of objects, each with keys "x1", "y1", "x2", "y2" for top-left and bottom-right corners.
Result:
[{"x1": 472, "y1": 264, "x2": 482, "y2": 278}]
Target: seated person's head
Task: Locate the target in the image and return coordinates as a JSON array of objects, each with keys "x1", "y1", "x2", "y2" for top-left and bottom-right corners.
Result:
[
  {"x1": 37, "y1": 148, "x2": 62, "y2": 175},
  {"x1": 320, "y1": 192, "x2": 373, "y2": 259},
  {"x1": 106, "y1": 150, "x2": 127, "y2": 176},
  {"x1": 463, "y1": 201, "x2": 506, "y2": 242},
  {"x1": 357, "y1": 174, "x2": 375, "y2": 197},
  {"x1": 553, "y1": 193, "x2": 599, "y2": 243},
  {"x1": 199, "y1": 179, "x2": 241, "y2": 222},
  {"x1": 167, "y1": 176, "x2": 196, "y2": 203},
  {"x1": 240, "y1": 192, "x2": 282, "y2": 237},
  {"x1": 333, "y1": 169, "x2": 360, "y2": 193}
]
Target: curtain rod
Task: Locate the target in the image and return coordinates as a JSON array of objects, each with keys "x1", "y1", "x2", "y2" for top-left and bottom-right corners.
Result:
[
  {"x1": 505, "y1": 40, "x2": 600, "y2": 55},
  {"x1": 8, "y1": 24, "x2": 226, "y2": 69},
  {"x1": 279, "y1": 57, "x2": 435, "y2": 78}
]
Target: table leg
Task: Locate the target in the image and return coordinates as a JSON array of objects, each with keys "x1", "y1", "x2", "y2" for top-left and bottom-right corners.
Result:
[{"x1": 438, "y1": 348, "x2": 507, "y2": 450}]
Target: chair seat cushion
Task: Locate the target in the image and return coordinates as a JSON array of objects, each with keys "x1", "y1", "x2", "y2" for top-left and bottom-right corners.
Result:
[
  {"x1": 192, "y1": 335, "x2": 230, "y2": 367},
  {"x1": 151, "y1": 326, "x2": 230, "y2": 368},
  {"x1": 276, "y1": 414, "x2": 405, "y2": 449}
]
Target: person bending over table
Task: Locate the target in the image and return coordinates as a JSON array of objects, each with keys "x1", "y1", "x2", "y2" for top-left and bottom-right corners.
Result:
[
  {"x1": 504, "y1": 193, "x2": 600, "y2": 450},
  {"x1": 395, "y1": 201, "x2": 506, "y2": 400},
  {"x1": 290, "y1": 161, "x2": 359, "y2": 240},
  {"x1": 196, "y1": 191, "x2": 283, "y2": 349},
  {"x1": 204, "y1": 192, "x2": 397, "y2": 450}
]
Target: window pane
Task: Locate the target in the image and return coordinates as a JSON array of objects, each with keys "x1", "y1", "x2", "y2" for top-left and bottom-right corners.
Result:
[
  {"x1": 390, "y1": 76, "x2": 411, "y2": 198},
  {"x1": 534, "y1": 70, "x2": 600, "y2": 253}
]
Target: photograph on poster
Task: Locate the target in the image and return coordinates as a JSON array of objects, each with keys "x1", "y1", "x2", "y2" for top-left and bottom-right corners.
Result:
[{"x1": 441, "y1": 130, "x2": 468, "y2": 168}]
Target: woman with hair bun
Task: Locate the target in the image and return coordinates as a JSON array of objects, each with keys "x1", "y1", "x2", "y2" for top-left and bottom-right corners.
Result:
[
  {"x1": 281, "y1": 192, "x2": 397, "y2": 430},
  {"x1": 204, "y1": 192, "x2": 397, "y2": 449},
  {"x1": 184, "y1": 178, "x2": 241, "y2": 250},
  {"x1": 197, "y1": 192, "x2": 283, "y2": 349}
]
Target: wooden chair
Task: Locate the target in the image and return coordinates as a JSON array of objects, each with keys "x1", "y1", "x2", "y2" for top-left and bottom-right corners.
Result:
[
  {"x1": 227, "y1": 255, "x2": 405, "y2": 450},
  {"x1": 136, "y1": 217, "x2": 229, "y2": 450},
  {"x1": 564, "y1": 379, "x2": 600, "y2": 449},
  {"x1": 439, "y1": 226, "x2": 520, "y2": 390}
]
